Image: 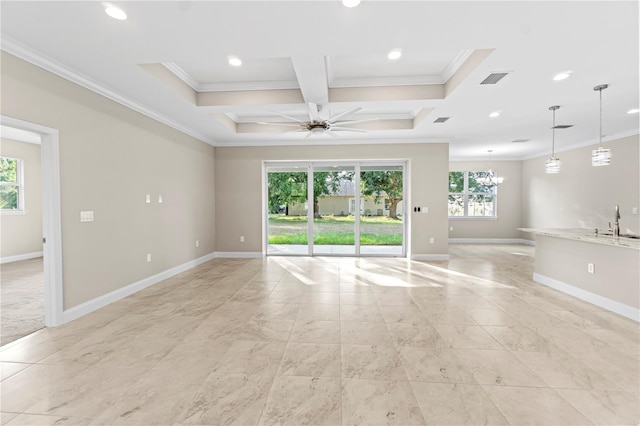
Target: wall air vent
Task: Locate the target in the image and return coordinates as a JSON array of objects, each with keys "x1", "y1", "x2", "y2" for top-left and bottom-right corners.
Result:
[
  {"x1": 433, "y1": 117, "x2": 450, "y2": 123},
  {"x1": 512, "y1": 138, "x2": 530, "y2": 143},
  {"x1": 552, "y1": 124, "x2": 574, "y2": 129},
  {"x1": 480, "y1": 72, "x2": 509, "y2": 85}
]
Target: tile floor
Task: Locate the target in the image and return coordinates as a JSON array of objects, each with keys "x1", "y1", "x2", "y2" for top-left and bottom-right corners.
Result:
[{"x1": 1, "y1": 244, "x2": 638, "y2": 425}]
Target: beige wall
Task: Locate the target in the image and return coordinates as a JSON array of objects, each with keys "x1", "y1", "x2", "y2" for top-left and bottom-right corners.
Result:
[
  {"x1": 1, "y1": 52, "x2": 216, "y2": 309},
  {"x1": 0, "y1": 138, "x2": 43, "y2": 258},
  {"x1": 448, "y1": 160, "x2": 522, "y2": 239},
  {"x1": 215, "y1": 143, "x2": 449, "y2": 256},
  {"x1": 521, "y1": 135, "x2": 640, "y2": 239}
]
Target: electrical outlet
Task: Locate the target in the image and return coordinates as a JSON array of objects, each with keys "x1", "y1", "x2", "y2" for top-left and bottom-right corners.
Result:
[
  {"x1": 145, "y1": 194, "x2": 151, "y2": 203},
  {"x1": 240, "y1": 236, "x2": 245, "y2": 243},
  {"x1": 158, "y1": 195, "x2": 163, "y2": 203},
  {"x1": 429, "y1": 237, "x2": 435, "y2": 244},
  {"x1": 195, "y1": 240, "x2": 199, "y2": 248},
  {"x1": 449, "y1": 226, "x2": 453, "y2": 231},
  {"x1": 633, "y1": 207, "x2": 638, "y2": 215},
  {"x1": 587, "y1": 263, "x2": 595, "y2": 274},
  {"x1": 147, "y1": 253, "x2": 152, "y2": 262}
]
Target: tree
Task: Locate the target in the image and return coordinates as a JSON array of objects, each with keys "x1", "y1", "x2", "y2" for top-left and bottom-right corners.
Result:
[
  {"x1": 267, "y1": 170, "x2": 351, "y2": 218},
  {"x1": 360, "y1": 171, "x2": 403, "y2": 219},
  {"x1": 0, "y1": 157, "x2": 18, "y2": 210}
]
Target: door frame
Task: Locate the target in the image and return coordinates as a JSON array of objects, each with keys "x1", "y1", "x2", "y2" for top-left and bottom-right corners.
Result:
[
  {"x1": 1, "y1": 115, "x2": 64, "y2": 326},
  {"x1": 264, "y1": 160, "x2": 406, "y2": 257}
]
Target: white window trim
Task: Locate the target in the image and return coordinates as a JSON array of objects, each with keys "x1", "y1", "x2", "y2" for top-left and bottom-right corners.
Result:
[
  {"x1": 0, "y1": 156, "x2": 25, "y2": 213},
  {"x1": 448, "y1": 171, "x2": 497, "y2": 219}
]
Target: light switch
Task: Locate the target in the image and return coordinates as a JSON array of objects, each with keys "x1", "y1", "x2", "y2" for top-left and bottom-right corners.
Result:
[
  {"x1": 145, "y1": 194, "x2": 151, "y2": 203},
  {"x1": 80, "y1": 211, "x2": 94, "y2": 222},
  {"x1": 158, "y1": 195, "x2": 163, "y2": 203}
]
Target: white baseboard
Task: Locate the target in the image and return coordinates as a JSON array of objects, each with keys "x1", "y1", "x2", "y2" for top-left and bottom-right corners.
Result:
[
  {"x1": 214, "y1": 251, "x2": 263, "y2": 258},
  {"x1": 449, "y1": 238, "x2": 535, "y2": 245},
  {"x1": 62, "y1": 252, "x2": 216, "y2": 324},
  {"x1": 533, "y1": 272, "x2": 639, "y2": 323},
  {"x1": 411, "y1": 254, "x2": 450, "y2": 261},
  {"x1": 0, "y1": 251, "x2": 43, "y2": 264}
]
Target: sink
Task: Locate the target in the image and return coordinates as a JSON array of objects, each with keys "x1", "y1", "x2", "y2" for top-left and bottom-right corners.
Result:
[{"x1": 597, "y1": 231, "x2": 639, "y2": 239}]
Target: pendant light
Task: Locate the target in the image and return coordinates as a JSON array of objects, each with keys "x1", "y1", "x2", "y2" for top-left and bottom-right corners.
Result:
[
  {"x1": 478, "y1": 150, "x2": 504, "y2": 187},
  {"x1": 545, "y1": 105, "x2": 561, "y2": 174},
  {"x1": 592, "y1": 84, "x2": 610, "y2": 166}
]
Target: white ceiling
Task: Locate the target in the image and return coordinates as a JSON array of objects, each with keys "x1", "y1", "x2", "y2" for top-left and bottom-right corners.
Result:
[{"x1": 1, "y1": 1, "x2": 638, "y2": 159}]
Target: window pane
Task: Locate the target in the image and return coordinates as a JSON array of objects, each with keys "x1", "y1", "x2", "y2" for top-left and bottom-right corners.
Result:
[
  {"x1": 468, "y1": 171, "x2": 495, "y2": 194},
  {"x1": 468, "y1": 194, "x2": 495, "y2": 217},
  {"x1": 0, "y1": 157, "x2": 18, "y2": 184},
  {"x1": 448, "y1": 172, "x2": 464, "y2": 193},
  {"x1": 0, "y1": 186, "x2": 18, "y2": 210},
  {"x1": 448, "y1": 194, "x2": 465, "y2": 216}
]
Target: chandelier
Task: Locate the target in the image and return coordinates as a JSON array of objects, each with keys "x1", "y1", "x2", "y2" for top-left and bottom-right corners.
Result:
[
  {"x1": 592, "y1": 84, "x2": 611, "y2": 166},
  {"x1": 478, "y1": 150, "x2": 504, "y2": 187},
  {"x1": 545, "y1": 105, "x2": 561, "y2": 173}
]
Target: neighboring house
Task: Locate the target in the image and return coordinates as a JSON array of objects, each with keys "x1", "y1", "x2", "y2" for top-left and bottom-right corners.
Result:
[{"x1": 287, "y1": 180, "x2": 404, "y2": 217}]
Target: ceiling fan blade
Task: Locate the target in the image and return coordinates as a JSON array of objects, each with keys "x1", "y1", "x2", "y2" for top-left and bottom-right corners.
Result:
[
  {"x1": 271, "y1": 112, "x2": 306, "y2": 123},
  {"x1": 257, "y1": 122, "x2": 303, "y2": 128},
  {"x1": 307, "y1": 102, "x2": 320, "y2": 122},
  {"x1": 330, "y1": 127, "x2": 367, "y2": 132},
  {"x1": 333, "y1": 118, "x2": 379, "y2": 126},
  {"x1": 328, "y1": 106, "x2": 362, "y2": 123}
]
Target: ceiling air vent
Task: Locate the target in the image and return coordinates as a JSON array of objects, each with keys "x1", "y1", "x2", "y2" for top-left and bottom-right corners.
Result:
[
  {"x1": 433, "y1": 117, "x2": 450, "y2": 123},
  {"x1": 552, "y1": 124, "x2": 573, "y2": 129},
  {"x1": 512, "y1": 138, "x2": 530, "y2": 143},
  {"x1": 480, "y1": 72, "x2": 509, "y2": 85}
]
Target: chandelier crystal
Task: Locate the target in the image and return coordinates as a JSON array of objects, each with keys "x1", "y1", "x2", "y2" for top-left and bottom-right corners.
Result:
[{"x1": 478, "y1": 150, "x2": 504, "y2": 187}]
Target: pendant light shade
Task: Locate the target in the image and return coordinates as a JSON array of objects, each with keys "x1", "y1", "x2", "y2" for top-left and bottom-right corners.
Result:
[
  {"x1": 545, "y1": 105, "x2": 561, "y2": 174},
  {"x1": 592, "y1": 84, "x2": 611, "y2": 166},
  {"x1": 478, "y1": 150, "x2": 504, "y2": 187}
]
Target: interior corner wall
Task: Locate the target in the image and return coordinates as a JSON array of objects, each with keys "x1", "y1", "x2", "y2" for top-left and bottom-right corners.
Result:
[
  {"x1": 0, "y1": 138, "x2": 43, "y2": 258},
  {"x1": 448, "y1": 160, "x2": 522, "y2": 239},
  {"x1": 1, "y1": 51, "x2": 216, "y2": 309},
  {"x1": 521, "y1": 134, "x2": 640, "y2": 239},
  {"x1": 214, "y1": 143, "x2": 449, "y2": 257}
]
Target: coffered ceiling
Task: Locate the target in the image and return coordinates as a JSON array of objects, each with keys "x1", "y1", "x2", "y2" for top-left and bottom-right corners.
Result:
[{"x1": 1, "y1": 1, "x2": 638, "y2": 159}]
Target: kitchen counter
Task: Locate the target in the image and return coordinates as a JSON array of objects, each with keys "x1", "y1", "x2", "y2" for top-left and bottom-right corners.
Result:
[
  {"x1": 519, "y1": 227, "x2": 640, "y2": 250},
  {"x1": 520, "y1": 227, "x2": 639, "y2": 322}
]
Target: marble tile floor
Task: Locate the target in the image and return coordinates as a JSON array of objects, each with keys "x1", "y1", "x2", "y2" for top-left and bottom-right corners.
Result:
[{"x1": 1, "y1": 244, "x2": 638, "y2": 425}]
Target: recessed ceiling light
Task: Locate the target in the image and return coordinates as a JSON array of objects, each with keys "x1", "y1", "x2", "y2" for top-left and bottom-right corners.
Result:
[
  {"x1": 627, "y1": 108, "x2": 640, "y2": 114},
  {"x1": 388, "y1": 49, "x2": 402, "y2": 60},
  {"x1": 227, "y1": 55, "x2": 242, "y2": 67},
  {"x1": 489, "y1": 111, "x2": 501, "y2": 118},
  {"x1": 103, "y1": 3, "x2": 127, "y2": 20},
  {"x1": 342, "y1": 0, "x2": 361, "y2": 7},
  {"x1": 553, "y1": 71, "x2": 573, "y2": 81}
]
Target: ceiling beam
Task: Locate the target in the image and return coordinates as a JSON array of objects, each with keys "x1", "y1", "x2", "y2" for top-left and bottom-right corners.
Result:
[{"x1": 291, "y1": 55, "x2": 329, "y2": 105}]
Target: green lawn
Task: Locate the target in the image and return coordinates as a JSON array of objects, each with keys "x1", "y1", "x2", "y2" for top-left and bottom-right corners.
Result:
[{"x1": 268, "y1": 214, "x2": 403, "y2": 245}]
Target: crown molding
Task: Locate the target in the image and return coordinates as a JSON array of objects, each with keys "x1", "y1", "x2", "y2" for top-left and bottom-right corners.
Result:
[
  {"x1": 521, "y1": 128, "x2": 640, "y2": 160},
  {"x1": 441, "y1": 49, "x2": 475, "y2": 83},
  {"x1": 214, "y1": 136, "x2": 452, "y2": 148},
  {"x1": 161, "y1": 62, "x2": 199, "y2": 91},
  {"x1": 2, "y1": 37, "x2": 217, "y2": 146}
]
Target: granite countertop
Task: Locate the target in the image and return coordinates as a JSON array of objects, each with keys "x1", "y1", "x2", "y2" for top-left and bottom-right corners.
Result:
[{"x1": 518, "y1": 228, "x2": 640, "y2": 250}]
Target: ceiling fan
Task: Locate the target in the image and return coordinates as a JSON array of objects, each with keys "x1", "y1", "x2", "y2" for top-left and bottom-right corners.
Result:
[{"x1": 258, "y1": 102, "x2": 378, "y2": 138}]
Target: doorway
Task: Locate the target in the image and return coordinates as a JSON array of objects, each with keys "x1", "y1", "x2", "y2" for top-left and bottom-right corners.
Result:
[
  {"x1": 1, "y1": 116, "x2": 64, "y2": 338},
  {"x1": 265, "y1": 161, "x2": 406, "y2": 257}
]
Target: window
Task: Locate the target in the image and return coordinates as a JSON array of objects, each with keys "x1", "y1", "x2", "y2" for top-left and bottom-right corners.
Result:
[
  {"x1": 349, "y1": 198, "x2": 364, "y2": 214},
  {"x1": 448, "y1": 171, "x2": 496, "y2": 218},
  {"x1": 0, "y1": 156, "x2": 24, "y2": 212}
]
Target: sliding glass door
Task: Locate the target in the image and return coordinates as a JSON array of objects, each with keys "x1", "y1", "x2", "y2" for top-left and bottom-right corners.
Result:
[
  {"x1": 312, "y1": 163, "x2": 356, "y2": 255},
  {"x1": 266, "y1": 164, "x2": 310, "y2": 255},
  {"x1": 265, "y1": 161, "x2": 405, "y2": 257},
  {"x1": 359, "y1": 164, "x2": 404, "y2": 256}
]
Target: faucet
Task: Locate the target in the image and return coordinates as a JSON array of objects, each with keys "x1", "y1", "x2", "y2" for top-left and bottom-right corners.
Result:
[{"x1": 611, "y1": 205, "x2": 621, "y2": 237}]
